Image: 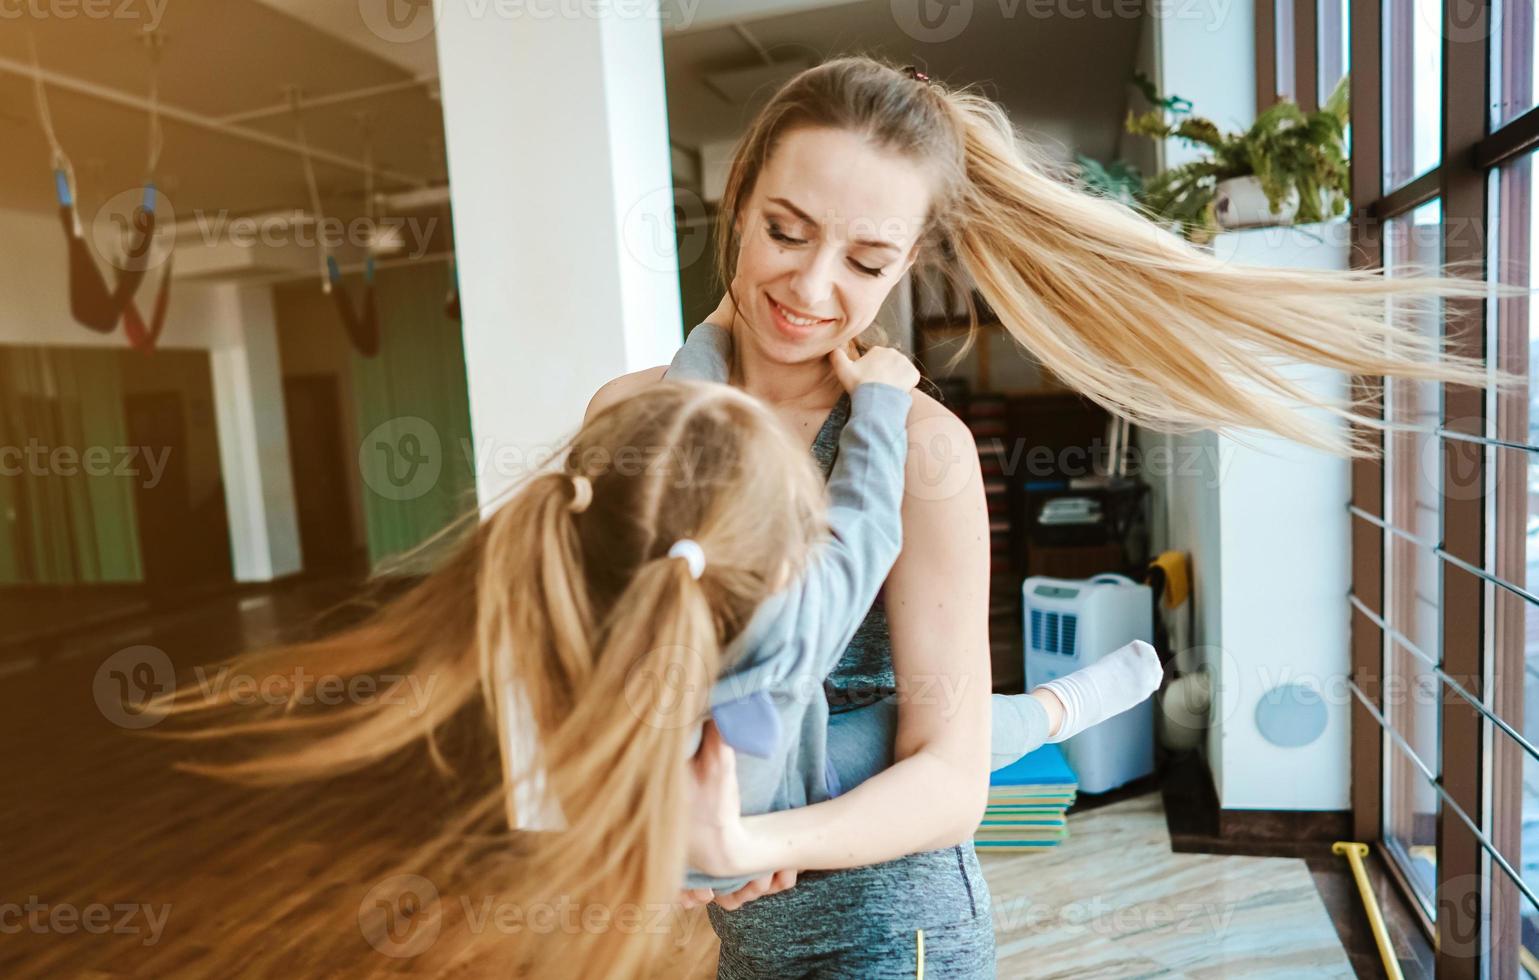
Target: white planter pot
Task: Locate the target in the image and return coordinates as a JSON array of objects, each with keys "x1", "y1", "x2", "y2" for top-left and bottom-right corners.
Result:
[{"x1": 1213, "y1": 175, "x2": 1298, "y2": 230}]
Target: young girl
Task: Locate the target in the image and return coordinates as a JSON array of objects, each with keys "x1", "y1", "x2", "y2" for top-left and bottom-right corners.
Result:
[
  {"x1": 663, "y1": 322, "x2": 1162, "y2": 896},
  {"x1": 156, "y1": 342, "x2": 1153, "y2": 978}
]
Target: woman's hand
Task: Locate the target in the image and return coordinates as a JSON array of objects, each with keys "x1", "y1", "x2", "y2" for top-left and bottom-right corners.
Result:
[
  {"x1": 686, "y1": 721, "x2": 759, "y2": 878},
  {"x1": 830, "y1": 345, "x2": 919, "y2": 394},
  {"x1": 712, "y1": 869, "x2": 798, "y2": 911}
]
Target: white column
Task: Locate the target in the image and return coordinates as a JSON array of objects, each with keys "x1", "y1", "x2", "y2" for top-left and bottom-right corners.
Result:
[
  {"x1": 209, "y1": 283, "x2": 303, "y2": 581},
  {"x1": 434, "y1": 0, "x2": 684, "y2": 506},
  {"x1": 1206, "y1": 225, "x2": 1352, "y2": 812}
]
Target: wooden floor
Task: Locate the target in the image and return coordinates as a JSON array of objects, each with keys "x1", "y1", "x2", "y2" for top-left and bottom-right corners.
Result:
[{"x1": 2, "y1": 577, "x2": 1359, "y2": 978}]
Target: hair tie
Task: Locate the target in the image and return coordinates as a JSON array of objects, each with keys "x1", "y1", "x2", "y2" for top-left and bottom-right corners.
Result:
[
  {"x1": 667, "y1": 539, "x2": 706, "y2": 580},
  {"x1": 567, "y1": 474, "x2": 592, "y2": 514},
  {"x1": 901, "y1": 65, "x2": 931, "y2": 84}
]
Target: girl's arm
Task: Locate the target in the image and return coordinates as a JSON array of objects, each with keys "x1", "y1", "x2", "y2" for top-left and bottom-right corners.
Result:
[
  {"x1": 705, "y1": 401, "x2": 994, "y2": 876},
  {"x1": 671, "y1": 327, "x2": 913, "y2": 719}
]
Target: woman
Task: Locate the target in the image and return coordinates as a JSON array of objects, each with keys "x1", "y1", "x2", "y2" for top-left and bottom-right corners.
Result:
[{"x1": 586, "y1": 56, "x2": 1501, "y2": 977}]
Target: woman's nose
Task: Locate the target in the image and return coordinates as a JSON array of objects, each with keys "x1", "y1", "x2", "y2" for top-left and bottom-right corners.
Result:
[{"x1": 786, "y1": 246, "x2": 839, "y2": 310}]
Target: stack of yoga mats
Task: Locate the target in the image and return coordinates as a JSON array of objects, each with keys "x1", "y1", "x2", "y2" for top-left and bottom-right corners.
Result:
[{"x1": 974, "y1": 743, "x2": 1078, "y2": 851}]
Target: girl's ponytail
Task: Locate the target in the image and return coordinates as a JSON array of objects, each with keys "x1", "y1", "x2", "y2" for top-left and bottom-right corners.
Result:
[{"x1": 148, "y1": 380, "x2": 822, "y2": 978}]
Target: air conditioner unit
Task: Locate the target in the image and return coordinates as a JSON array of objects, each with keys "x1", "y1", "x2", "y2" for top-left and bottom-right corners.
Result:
[{"x1": 1023, "y1": 573, "x2": 1155, "y2": 793}]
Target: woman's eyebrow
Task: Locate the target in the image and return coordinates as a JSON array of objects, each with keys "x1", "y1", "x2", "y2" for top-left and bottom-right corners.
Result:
[{"x1": 767, "y1": 196, "x2": 902, "y2": 253}]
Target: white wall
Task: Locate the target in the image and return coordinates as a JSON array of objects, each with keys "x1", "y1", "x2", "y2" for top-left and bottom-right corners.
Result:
[
  {"x1": 1204, "y1": 224, "x2": 1352, "y2": 812},
  {"x1": 435, "y1": 3, "x2": 685, "y2": 508},
  {"x1": 0, "y1": 206, "x2": 302, "y2": 582}
]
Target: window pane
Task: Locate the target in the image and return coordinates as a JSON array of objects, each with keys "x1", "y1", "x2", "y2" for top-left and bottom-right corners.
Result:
[
  {"x1": 1318, "y1": 0, "x2": 1350, "y2": 103},
  {"x1": 1383, "y1": 0, "x2": 1444, "y2": 191},
  {"x1": 1489, "y1": 151, "x2": 1539, "y2": 971},
  {"x1": 1383, "y1": 200, "x2": 1444, "y2": 915},
  {"x1": 1493, "y1": 0, "x2": 1538, "y2": 128},
  {"x1": 1484, "y1": 701, "x2": 1539, "y2": 972},
  {"x1": 1277, "y1": 0, "x2": 1297, "y2": 102},
  {"x1": 1385, "y1": 641, "x2": 1440, "y2": 915}
]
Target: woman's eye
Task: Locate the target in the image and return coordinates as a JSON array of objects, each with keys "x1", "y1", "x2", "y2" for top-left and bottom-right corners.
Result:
[
  {"x1": 767, "y1": 220, "x2": 883, "y2": 277},
  {"x1": 766, "y1": 224, "x2": 805, "y2": 246}
]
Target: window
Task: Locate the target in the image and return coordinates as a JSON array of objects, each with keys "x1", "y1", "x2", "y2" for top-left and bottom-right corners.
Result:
[
  {"x1": 1277, "y1": 0, "x2": 1298, "y2": 102},
  {"x1": 1349, "y1": 0, "x2": 1539, "y2": 973},
  {"x1": 1493, "y1": 1, "x2": 1538, "y2": 128},
  {"x1": 1382, "y1": 201, "x2": 1445, "y2": 916},
  {"x1": 1381, "y1": 0, "x2": 1442, "y2": 191},
  {"x1": 1487, "y1": 147, "x2": 1539, "y2": 971},
  {"x1": 1318, "y1": 0, "x2": 1350, "y2": 103}
]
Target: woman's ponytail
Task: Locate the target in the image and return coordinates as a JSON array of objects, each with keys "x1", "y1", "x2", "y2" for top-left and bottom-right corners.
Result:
[{"x1": 940, "y1": 89, "x2": 1515, "y2": 456}]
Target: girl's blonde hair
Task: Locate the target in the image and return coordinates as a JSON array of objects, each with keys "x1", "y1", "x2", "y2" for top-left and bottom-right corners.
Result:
[
  {"x1": 152, "y1": 380, "x2": 826, "y2": 978},
  {"x1": 715, "y1": 55, "x2": 1517, "y2": 455}
]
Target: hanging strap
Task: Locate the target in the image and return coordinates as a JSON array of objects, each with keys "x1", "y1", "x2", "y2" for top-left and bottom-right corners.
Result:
[
  {"x1": 291, "y1": 95, "x2": 381, "y2": 356},
  {"x1": 34, "y1": 33, "x2": 157, "y2": 334},
  {"x1": 290, "y1": 91, "x2": 333, "y2": 293}
]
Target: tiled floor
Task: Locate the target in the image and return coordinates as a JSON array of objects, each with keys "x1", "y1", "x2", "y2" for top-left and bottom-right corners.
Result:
[
  {"x1": 2, "y1": 576, "x2": 1367, "y2": 978},
  {"x1": 982, "y1": 795, "x2": 1355, "y2": 978}
]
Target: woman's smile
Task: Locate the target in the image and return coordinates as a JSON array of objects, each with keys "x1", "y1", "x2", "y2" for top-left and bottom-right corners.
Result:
[{"x1": 765, "y1": 292, "x2": 839, "y2": 341}]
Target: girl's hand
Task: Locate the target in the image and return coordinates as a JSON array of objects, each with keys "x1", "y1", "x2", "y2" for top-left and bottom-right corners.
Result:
[
  {"x1": 686, "y1": 721, "x2": 755, "y2": 878},
  {"x1": 712, "y1": 869, "x2": 798, "y2": 912},
  {"x1": 830, "y1": 346, "x2": 919, "y2": 394},
  {"x1": 676, "y1": 886, "x2": 715, "y2": 910}
]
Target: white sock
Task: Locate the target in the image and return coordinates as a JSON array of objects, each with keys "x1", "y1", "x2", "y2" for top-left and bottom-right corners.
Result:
[
  {"x1": 1039, "y1": 639, "x2": 1164, "y2": 744},
  {"x1": 990, "y1": 692, "x2": 1053, "y2": 770}
]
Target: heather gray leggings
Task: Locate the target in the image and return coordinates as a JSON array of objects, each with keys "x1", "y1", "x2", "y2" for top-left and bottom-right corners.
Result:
[{"x1": 708, "y1": 699, "x2": 997, "y2": 978}]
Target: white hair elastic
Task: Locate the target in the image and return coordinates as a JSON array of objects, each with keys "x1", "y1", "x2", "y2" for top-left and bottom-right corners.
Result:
[
  {"x1": 567, "y1": 474, "x2": 592, "y2": 513},
  {"x1": 667, "y1": 538, "x2": 706, "y2": 580}
]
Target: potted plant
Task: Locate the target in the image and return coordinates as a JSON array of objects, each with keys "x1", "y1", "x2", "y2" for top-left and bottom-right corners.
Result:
[
  {"x1": 1074, "y1": 154, "x2": 1144, "y2": 208},
  {"x1": 1124, "y1": 72, "x2": 1350, "y2": 242}
]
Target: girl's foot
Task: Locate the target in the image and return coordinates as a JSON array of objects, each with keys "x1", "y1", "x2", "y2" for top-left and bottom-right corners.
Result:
[
  {"x1": 988, "y1": 640, "x2": 1164, "y2": 771},
  {"x1": 1040, "y1": 639, "x2": 1164, "y2": 744}
]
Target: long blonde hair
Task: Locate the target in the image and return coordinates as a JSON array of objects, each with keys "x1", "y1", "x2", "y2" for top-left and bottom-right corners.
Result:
[
  {"x1": 150, "y1": 380, "x2": 826, "y2": 977},
  {"x1": 715, "y1": 55, "x2": 1517, "y2": 455}
]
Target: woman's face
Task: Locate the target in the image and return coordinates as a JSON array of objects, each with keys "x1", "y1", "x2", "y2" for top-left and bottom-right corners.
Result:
[{"x1": 732, "y1": 126, "x2": 933, "y2": 365}]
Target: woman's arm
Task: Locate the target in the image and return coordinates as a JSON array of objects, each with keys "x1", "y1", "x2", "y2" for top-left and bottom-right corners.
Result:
[{"x1": 724, "y1": 397, "x2": 994, "y2": 874}]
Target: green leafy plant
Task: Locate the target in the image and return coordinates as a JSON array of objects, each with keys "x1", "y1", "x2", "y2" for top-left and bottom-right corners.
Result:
[
  {"x1": 1125, "y1": 71, "x2": 1350, "y2": 242},
  {"x1": 1074, "y1": 154, "x2": 1144, "y2": 207}
]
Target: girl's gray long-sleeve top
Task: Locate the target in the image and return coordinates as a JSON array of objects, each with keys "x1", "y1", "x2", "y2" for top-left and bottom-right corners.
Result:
[{"x1": 667, "y1": 324, "x2": 912, "y2": 890}]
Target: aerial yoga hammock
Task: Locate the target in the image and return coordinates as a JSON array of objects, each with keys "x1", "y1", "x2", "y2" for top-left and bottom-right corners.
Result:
[
  {"x1": 31, "y1": 33, "x2": 173, "y2": 348},
  {"x1": 444, "y1": 249, "x2": 460, "y2": 322},
  {"x1": 291, "y1": 95, "x2": 380, "y2": 357}
]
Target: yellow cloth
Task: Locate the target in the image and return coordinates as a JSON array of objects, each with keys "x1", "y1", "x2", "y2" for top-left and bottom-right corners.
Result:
[{"x1": 1149, "y1": 550, "x2": 1190, "y2": 609}]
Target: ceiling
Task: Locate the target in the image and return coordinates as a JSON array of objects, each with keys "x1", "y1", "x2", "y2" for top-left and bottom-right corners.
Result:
[
  {"x1": 662, "y1": 0, "x2": 1146, "y2": 169},
  {"x1": 0, "y1": 0, "x2": 1146, "y2": 232}
]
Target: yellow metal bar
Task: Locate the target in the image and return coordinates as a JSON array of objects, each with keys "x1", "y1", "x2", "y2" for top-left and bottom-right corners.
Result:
[
  {"x1": 915, "y1": 928, "x2": 925, "y2": 979},
  {"x1": 1332, "y1": 841, "x2": 1404, "y2": 980},
  {"x1": 1520, "y1": 945, "x2": 1539, "y2": 978}
]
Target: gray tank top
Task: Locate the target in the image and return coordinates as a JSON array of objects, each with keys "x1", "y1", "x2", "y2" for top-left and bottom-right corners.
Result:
[{"x1": 810, "y1": 393, "x2": 900, "y2": 711}]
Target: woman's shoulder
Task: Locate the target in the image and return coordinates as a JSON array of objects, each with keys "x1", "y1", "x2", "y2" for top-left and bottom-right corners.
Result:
[
  {"x1": 584, "y1": 365, "x2": 670, "y2": 424},
  {"x1": 903, "y1": 387, "x2": 974, "y2": 443},
  {"x1": 898, "y1": 388, "x2": 982, "y2": 510}
]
